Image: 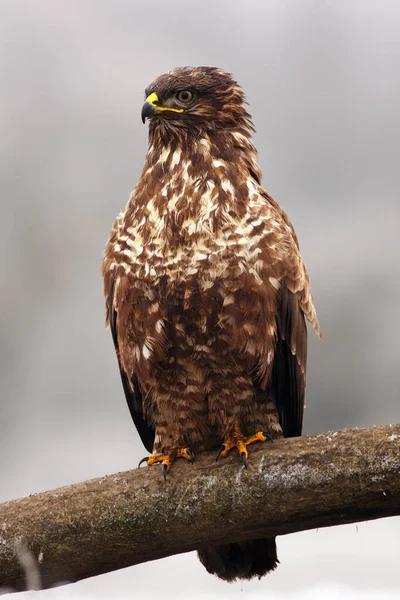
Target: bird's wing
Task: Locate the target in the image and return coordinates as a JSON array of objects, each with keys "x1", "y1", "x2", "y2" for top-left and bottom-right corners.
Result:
[
  {"x1": 106, "y1": 281, "x2": 155, "y2": 454},
  {"x1": 261, "y1": 189, "x2": 320, "y2": 336},
  {"x1": 257, "y1": 190, "x2": 320, "y2": 437},
  {"x1": 272, "y1": 286, "x2": 307, "y2": 437}
]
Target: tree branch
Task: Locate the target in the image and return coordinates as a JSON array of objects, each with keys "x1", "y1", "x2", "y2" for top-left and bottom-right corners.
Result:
[{"x1": 1, "y1": 424, "x2": 399, "y2": 592}]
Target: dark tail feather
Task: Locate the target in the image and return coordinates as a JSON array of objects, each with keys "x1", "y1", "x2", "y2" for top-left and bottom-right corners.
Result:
[{"x1": 197, "y1": 537, "x2": 279, "y2": 582}]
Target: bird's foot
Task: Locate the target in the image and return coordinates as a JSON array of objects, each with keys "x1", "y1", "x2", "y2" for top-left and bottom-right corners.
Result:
[
  {"x1": 138, "y1": 446, "x2": 194, "y2": 480},
  {"x1": 216, "y1": 430, "x2": 273, "y2": 468}
]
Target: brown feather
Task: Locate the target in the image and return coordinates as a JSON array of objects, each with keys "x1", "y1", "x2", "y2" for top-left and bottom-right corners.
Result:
[{"x1": 102, "y1": 66, "x2": 320, "y2": 580}]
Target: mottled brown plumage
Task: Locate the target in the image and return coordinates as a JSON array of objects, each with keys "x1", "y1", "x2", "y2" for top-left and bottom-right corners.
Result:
[{"x1": 102, "y1": 66, "x2": 320, "y2": 581}]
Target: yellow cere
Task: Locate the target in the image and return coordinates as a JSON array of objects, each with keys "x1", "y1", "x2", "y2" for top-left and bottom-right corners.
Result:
[
  {"x1": 146, "y1": 92, "x2": 184, "y2": 115},
  {"x1": 146, "y1": 92, "x2": 159, "y2": 105}
]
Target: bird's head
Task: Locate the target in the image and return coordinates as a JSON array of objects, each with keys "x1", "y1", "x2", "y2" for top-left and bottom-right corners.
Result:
[{"x1": 141, "y1": 66, "x2": 253, "y2": 139}]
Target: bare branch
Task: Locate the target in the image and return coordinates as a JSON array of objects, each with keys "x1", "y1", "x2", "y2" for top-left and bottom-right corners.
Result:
[{"x1": 1, "y1": 424, "x2": 399, "y2": 592}]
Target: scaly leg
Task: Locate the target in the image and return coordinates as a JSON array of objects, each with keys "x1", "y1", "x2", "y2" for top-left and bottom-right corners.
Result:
[
  {"x1": 216, "y1": 424, "x2": 273, "y2": 467},
  {"x1": 138, "y1": 446, "x2": 194, "y2": 481}
]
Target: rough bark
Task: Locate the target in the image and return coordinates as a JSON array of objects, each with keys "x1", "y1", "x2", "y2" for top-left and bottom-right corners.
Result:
[{"x1": 1, "y1": 424, "x2": 399, "y2": 592}]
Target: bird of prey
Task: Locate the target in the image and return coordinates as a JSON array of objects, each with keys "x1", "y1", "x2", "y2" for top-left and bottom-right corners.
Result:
[{"x1": 102, "y1": 66, "x2": 320, "y2": 581}]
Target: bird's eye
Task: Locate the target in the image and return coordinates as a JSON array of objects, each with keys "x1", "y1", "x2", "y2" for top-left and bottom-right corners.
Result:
[{"x1": 177, "y1": 90, "x2": 193, "y2": 103}]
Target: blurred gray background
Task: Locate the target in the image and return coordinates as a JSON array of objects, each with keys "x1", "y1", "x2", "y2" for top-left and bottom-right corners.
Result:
[{"x1": 0, "y1": 0, "x2": 399, "y2": 598}]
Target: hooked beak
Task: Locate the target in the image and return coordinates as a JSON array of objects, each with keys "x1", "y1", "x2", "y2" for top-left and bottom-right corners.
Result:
[
  {"x1": 141, "y1": 92, "x2": 159, "y2": 124},
  {"x1": 141, "y1": 91, "x2": 184, "y2": 124}
]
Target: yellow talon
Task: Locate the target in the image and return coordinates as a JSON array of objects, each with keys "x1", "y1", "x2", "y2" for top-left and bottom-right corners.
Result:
[
  {"x1": 216, "y1": 429, "x2": 272, "y2": 467},
  {"x1": 244, "y1": 431, "x2": 270, "y2": 445},
  {"x1": 138, "y1": 446, "x2": 194, "y2": 479},
  {"x1": 176, "y1": 447, "x2": 195, "y2": 462}
]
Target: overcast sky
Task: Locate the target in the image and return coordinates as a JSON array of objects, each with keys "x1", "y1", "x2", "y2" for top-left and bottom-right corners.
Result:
[{"x1": 1, "y1": 1, "x2": 399, "y2": 598}]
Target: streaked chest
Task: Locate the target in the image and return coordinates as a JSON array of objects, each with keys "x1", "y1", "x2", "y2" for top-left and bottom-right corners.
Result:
[{"x1": 110, "y1": 177, "x2": 279, "y2": 290}]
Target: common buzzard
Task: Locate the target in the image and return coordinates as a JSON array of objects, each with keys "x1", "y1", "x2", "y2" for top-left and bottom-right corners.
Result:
[{"x1": 102, "y1": 66, "x2": 320, "y2": 581}]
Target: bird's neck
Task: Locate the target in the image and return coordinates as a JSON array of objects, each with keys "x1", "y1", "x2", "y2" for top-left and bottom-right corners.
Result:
[
  {"x1": 122, "y1": 127, "x2": 264, "y2": 254},
  {"x1": 141, "y1": 127, "x2": 262, "y2": 192}
]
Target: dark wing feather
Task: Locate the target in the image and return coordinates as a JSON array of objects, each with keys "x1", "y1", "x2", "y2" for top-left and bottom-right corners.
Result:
[
  {"x1": 273, "y1": 287, "x2": 307, "y2": 438},
  {"x1": 107, "y1": 287, "x2": 155, "y2": 454}
]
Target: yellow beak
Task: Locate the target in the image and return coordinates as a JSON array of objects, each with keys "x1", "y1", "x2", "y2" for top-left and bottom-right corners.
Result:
[{"x1": 141, "y1": 92, "x2": 184, "y2": 123}]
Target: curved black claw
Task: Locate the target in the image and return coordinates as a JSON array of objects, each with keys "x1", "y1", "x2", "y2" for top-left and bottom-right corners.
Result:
[
  {"x1": 138, "y1": 456, "x2": 149, "y2": 468},
  {"x1": 240, "y1": 452, "x2": 248, "y2": 468},
  {"x1": 186, "y1": 448, "x2": 195, "y2": 464},
  {"x1": 263, "y1": 432, "x2": 274, "y2": 443},
  {"x1": 162, "y1": 463, "x2": 168, "y2": 482},
  {"x1": 215, "y1": 445, "x2": 226, "y2": 462}
]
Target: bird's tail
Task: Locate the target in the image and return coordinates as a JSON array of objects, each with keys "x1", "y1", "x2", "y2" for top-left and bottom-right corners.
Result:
[{"x1": 197, "y1": 537, "x2": 279, "y2": 582}]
